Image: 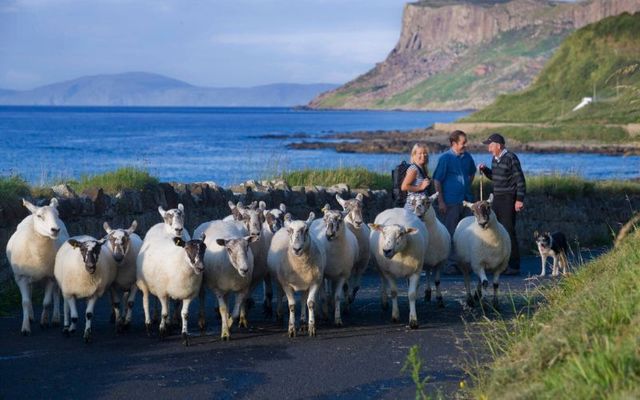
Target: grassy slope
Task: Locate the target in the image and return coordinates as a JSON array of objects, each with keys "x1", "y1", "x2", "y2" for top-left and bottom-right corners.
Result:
[
  {"x1": 470, "y1": 229, "x2": 640, "y2": 399},
  {"x1": 466, "y1": 12, "x2": 640, "y2": 123}
]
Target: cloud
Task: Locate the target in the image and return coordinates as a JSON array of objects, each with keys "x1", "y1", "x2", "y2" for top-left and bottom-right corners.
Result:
[
  {"x1": 211, "y1": 29, "x2": 397, "y2": 64},
  {"x1": 1, "y1": 69, "x2": 43, "y2": 89}
]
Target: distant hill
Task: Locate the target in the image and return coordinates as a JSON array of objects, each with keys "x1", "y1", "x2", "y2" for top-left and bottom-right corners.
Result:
[
  {"x1": 309, "y1": 0, "x2": 640, "y2": 111},
  {"x1": 0, "y1": 72, "x2": 339, "y2": 107},
  {"x1": 465, "y1": 11, "x2": 640, "y2": 124}
]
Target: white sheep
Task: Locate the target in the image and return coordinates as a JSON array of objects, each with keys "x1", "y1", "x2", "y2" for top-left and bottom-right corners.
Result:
[
  {"x1": 103, "y1": 220, "x2": 143, "y2": 331},
  {"x1": 405, "y1": 192, "x2": 451, "y2": 307},
  {"x1": 453, "y1": 194, "x2": 511, "y2": 308},
  {"x1": 369, "y1": 208, "x2": 426, "y2": 329},
  {"x1": 336, "y1": 194, "x2": 370, "y2": 307},
  {"x1": 6, "y1": 198, "x2": 68, "y2": 335},
  {"x1": 54, "y1": 235, "x2": 116, "y2": 342},
  {"x1": 136, "y1": 231, "x2": 207, "y2": 346},
  {"x1": 193, "y1": 220, "x2": 258, "y2": 340},
  {"x1": 145, "y1": 203, "x2": 190, "y2": 241},
  {"x1": 311, "y1": 204, "x2": 358, "y2": 326},
  {"x1": 260, "y1": 203, "x2": 287, "y2": 316},
  {"x1": 267, "y1": 212, "x2": 326, "y2": 337}
]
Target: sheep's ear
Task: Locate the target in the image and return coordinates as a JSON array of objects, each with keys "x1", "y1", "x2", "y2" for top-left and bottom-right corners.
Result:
[
  {"x1": 429, "y1": 192, "x2": 439, "y2": 202},
  {"x1": 356, "y1": 193, "x2": 364, "y2": 202},
  {"x1": 248, "y1": 201, "x2": 258, "y2": 210},
  {"x1": 258, "y1": 201, "x2": 267, "y2": 211},
  {"x1": 127, "y1": 220, "x2": 138, "y2": 234},
  {"x1": 279, "y1": 203, "x2": 287, "y2": 213},
  {"x1": 368, "y1": 223, "x2": 383, "y2": 232},
  {"x1": 177, "y1": 203, "x2": 184, "y2": 212},
  {"x1": 284, "y1": 213, "x2": 293, "y2": 228},
  {"x1": 263, "y1": 209, "x2": 270, "y2": 219},
  {"x1": 68, "y1": 239, "x2": 82, "y2": 249},
  {"x1": 49, "y1": 198, "x2": 59, "y2": 208},
  {"x1": 228, "y1": 201, "x2": 236, "y2": 210},
  {"x1": 462, "y1": 201, "x2": 473, "y2": 209},
  {"x1": 199, "y1": 233, "x2": 206, "y2": 242},
  {"x1": 306, "y1": 212, "x2": 315, "y2": 225},
  {"x1": 405, "y1": 227, "x2": 419, "y2": 235},
  {"x1": 246, "y1": 235, "x2": 260, "y2": 243},
  {"x1": 103, "y1": 221, "x2": 113, "y2": 234},
  {"x1": 158, "y1": 206, "x2": 166, "y2": 217},
  {"x1": 336, "y1": 195, "x2": 346, "y2": 207},
  {"x1": 321, "y1": 204, "x2": 330, "y2": 214},
  {"x1": 533, "y1": 230, "x2": 539, "y2": 238},
  {"x1": 487, "y1": 193, "x2": 494, "y2": 204},
  {"x1": 96, "y1": 238, "x2": 107, "y2": 246},
  {"x1": 215, "y1": 238, "x2": 227, "y2": 247},
  {"x1": 173, "y1": 237, "x2": 186, "y2": 248},
  {"x1": 22, "y1": 199, "x2": 37, "y2": 214}
]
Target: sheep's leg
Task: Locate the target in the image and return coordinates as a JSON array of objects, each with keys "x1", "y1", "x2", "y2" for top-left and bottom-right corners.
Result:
[
  {"x1": 263, "y1": 272, "x2": 274, "y2": 318},
  {"x1": 434, "y1": 262, "x2": 444, "y2": 308},
  {"x1": 40, "y1": 278, "x2": 55, "y2": 328},
  {"x1": 408, "y1": 272, "x2": 420, "y2": 329},
  {"x1": 28, "y1": 282, "x2": 34, "y2": 323},
  {"x1": 539, "y1": 255, "x2": 547, "y2": 277},
  {"x1": 68, "y1": 296, "x2": 78, "y2": 334},
  {"x1": 333, "y1": 278, "x2": 346, "y2": 327},
  {"x1": 274, "y1": 282, "x2": 285, "y2": 323},
  {"x1": 110, "y1": 287, "x2": 122, "y2": 331},
  {"x1": 492, "y1": 273, "x2": 501, "y2": 310},
  {"x1": 198, "y1": 285, "x2": 207, "y2": 334},
  {"x1": 349, "y1": 271, "x2": 362, "y2": 305},
  {"x1": 16, "y1": 276, "x2": 32, "y2": 335},
  {"x1": 560, "y1": 253, "x2": 569, "y2": 275},
  {"x1": 216, "y1": 292, "x2": 231, "y2": 341},
  {"x1": 152, "y1": 296, "x2": 160, "y2": 324},
  {"x1": 424, "y1": 265, "x2": 432, "y2": 302},
  {"x1": 52, "y1": 282, "x2": 61, "y2": 326},
  {"x1": 158, "y1": 296, "x2": 170, "y2": 340},
  {"x1": 380, "y1": 274, "x2": 389, "y2": 311},
  {"x1": 62, "y1": 297, "x2": 70, "y2": 336},
  {"x1": 123, "y1": 285, "x2": 138, "y2": 329},
  {"x1": 180, "y1": 298, "x2": 192, "y2": 346},
  {"x1": 233, "y1": 291, "x2": 248, "y2": 329},
  {"x1": 551, "y1": 256, "x2": 559, "y2": 277},
  {"x1": 171, "y1": 299, "x2": 182, "y2": 327},
  {"x1": 307, "y1": 283, "x2": 320, "y2": 337},
  {"x1": 141, "y1": 288, "x2": 152, "y2": 336},
  {"x1": 299, "y1": 291, "x2": 308, "y2": 332},
  {"x1": 319, "y1": 279, "x2": 329, "y2": 321},
  {"x1": 342, "y1": 281, "x2": 350, "y2": 315},
  {"x1": 282, "y1": 285, "x2": 297, "y2": 338},
  {"x1": 384, "y1": 274, "x2": 400, "y2": 323},
  {"x1": 461, "y1": 265, "x2": 474, "y2": 307},
  {"x1": 475, "y1": 267, "x2": 488, "y2": 301},
  {"x1": 84, "y1": 295, "x2": 97, "y2": 343}
]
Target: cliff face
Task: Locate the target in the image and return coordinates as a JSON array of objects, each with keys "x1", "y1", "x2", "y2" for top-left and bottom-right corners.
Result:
[{"x1": 309, "y1": 0, "x2": 640, "y2": 111}]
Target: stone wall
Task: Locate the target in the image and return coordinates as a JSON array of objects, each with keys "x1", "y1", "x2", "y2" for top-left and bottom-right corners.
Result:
[{"x1": 1, "y1": 180, "x2": 638, "y2": 284}]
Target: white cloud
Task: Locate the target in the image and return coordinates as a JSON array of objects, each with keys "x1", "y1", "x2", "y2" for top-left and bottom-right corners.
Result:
[
  {"x1": 211, "y1": 29, "x2": 397, "y2": 64},
  {"x1": 1, "y1": 69, "x2": 43, "y2": 89}
]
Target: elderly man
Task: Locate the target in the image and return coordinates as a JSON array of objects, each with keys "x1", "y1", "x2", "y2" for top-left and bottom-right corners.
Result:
[{"x1": 478, "y1": 133, "x2": 526, "y2": 275}]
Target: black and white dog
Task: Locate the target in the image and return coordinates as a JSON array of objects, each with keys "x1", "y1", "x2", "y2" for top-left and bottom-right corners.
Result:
[{"x1": 534, "y1": 231, "x2": 569, "y2": 277}]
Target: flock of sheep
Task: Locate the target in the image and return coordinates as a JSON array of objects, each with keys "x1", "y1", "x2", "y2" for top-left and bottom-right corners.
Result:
[{"x1": 6, "y1": 191, "x2": 511, "y2": 345}]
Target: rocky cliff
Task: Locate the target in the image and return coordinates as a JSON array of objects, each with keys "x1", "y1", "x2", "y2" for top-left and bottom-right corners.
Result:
[{"x1": 309, "y1": 0, "x2": 640, "y2": 111}]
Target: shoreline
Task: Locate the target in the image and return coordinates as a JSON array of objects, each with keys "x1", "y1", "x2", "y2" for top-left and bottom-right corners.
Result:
[{"x1": 267, "y1": 127, "x2": 640, "y2": 156}]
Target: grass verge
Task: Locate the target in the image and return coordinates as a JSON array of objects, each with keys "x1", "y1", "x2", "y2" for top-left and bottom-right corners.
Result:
[
  {"x1": 466, "y1": 229, "x2": 640, "y2": 398},
  {"x1": 68, "y1": 167, "x2": 159, "y2": 194},
  {"x1": 279, "y1": 167, "x2": 392, "y2": 190}
]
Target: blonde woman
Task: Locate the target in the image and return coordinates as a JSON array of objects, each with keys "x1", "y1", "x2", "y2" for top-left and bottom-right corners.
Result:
[{"x1": 401, "y1": 143, "x2": 431, "y2": 209}]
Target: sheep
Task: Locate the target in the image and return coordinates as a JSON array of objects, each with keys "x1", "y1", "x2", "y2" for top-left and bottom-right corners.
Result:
[
  {"x1": 193, "y1": 220, "x2": 258, "y2": 340},
  {"x1": 103, "y1": 220, "x2": 143, "y2": 331},
  {"x1": 260, "y1": 203, "x2": 287, "y2": 316},
  {"x1": 453, "y1": 194, "x2": 511, "y2": 308},
  {"x1": 405, "y1": 192, "x2": 451, "y2": 307},
  {"x1": 54, "y1": 236, "x2": 116, "y2": 342},
  {"x1": 136, "y1": 231, "x2": 207, "y2": 346},
  {"x1": 336, "y1": 194, "x2": 370, "y2": 307},
  {"x1": 369, "y1": 208, "x2": 426, "y2": 329},
  {"x1": 6, "y1": 198, "x2": 69, "y2": 335},
  {"x1": 145, "y1": 203, "x2": 190, "y2": 241},
  {"x1": 311, "y1": 204, "x2": 358, "y2": 326},
  {"x1": 267, "y1": 212, "x2": 326, "y2": 337}
]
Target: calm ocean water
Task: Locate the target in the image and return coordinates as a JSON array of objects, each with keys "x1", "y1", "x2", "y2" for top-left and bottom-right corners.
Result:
[{"x1": 1, "y1": 106, "x2": 638, "y2": 187}]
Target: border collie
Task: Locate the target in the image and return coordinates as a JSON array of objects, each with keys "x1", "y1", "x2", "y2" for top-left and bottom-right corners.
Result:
[{"x1": 534, "y1": 231, "x2": 569, "y2": 277}]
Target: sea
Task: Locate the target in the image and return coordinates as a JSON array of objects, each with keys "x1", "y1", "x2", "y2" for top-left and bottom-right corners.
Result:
[{"x1": 1, "y1": 106, "x2": 638, "y2": 187}]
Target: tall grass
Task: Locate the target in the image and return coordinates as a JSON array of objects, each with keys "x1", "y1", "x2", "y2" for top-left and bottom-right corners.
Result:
[
  {"x1": 466, "y1": 229, "x2": 640, "y2": 398},
  {"x1": 0, "y1": 175, "x2": 31, "y2": 208},
  {"x1": 68, "y1": 167, "x2": 159, "y2": 194},
  {"x1": 278, "y1": 167, "x2": 392, "y2": 190}
]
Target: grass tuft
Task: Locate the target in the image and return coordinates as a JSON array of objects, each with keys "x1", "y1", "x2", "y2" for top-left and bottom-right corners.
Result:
[
  {"x1": 278, "y1": 167, "x2": 392, "y2": 190},
  {"x1": 68, "y1": 167, "x2": 159, "y2": 194}
]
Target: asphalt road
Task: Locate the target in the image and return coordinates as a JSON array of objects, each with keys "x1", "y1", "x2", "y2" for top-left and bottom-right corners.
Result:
[{"x1": 0, "y1": 253, "x2": 597, "y2": 400}]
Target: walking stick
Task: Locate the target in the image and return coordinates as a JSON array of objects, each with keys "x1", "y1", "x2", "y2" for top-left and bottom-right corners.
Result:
[{"x1": 479, "y1": 170, "x2": 484, "y2": 201}]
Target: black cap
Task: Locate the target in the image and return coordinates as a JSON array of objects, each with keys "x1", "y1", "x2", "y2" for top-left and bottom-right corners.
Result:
[{"x1": 482, "y1": 133, "x2": 505, "y2": 145}]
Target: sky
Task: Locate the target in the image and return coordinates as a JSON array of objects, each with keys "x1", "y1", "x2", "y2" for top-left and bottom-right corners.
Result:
[{"x1": 0, "y1": 0, "x2": 409, "y2": 90}]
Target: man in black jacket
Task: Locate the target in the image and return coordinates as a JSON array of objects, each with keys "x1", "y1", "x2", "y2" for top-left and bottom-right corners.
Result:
[{"x1": 478, "y1": 133, "x2": 526, "y2": 275}]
